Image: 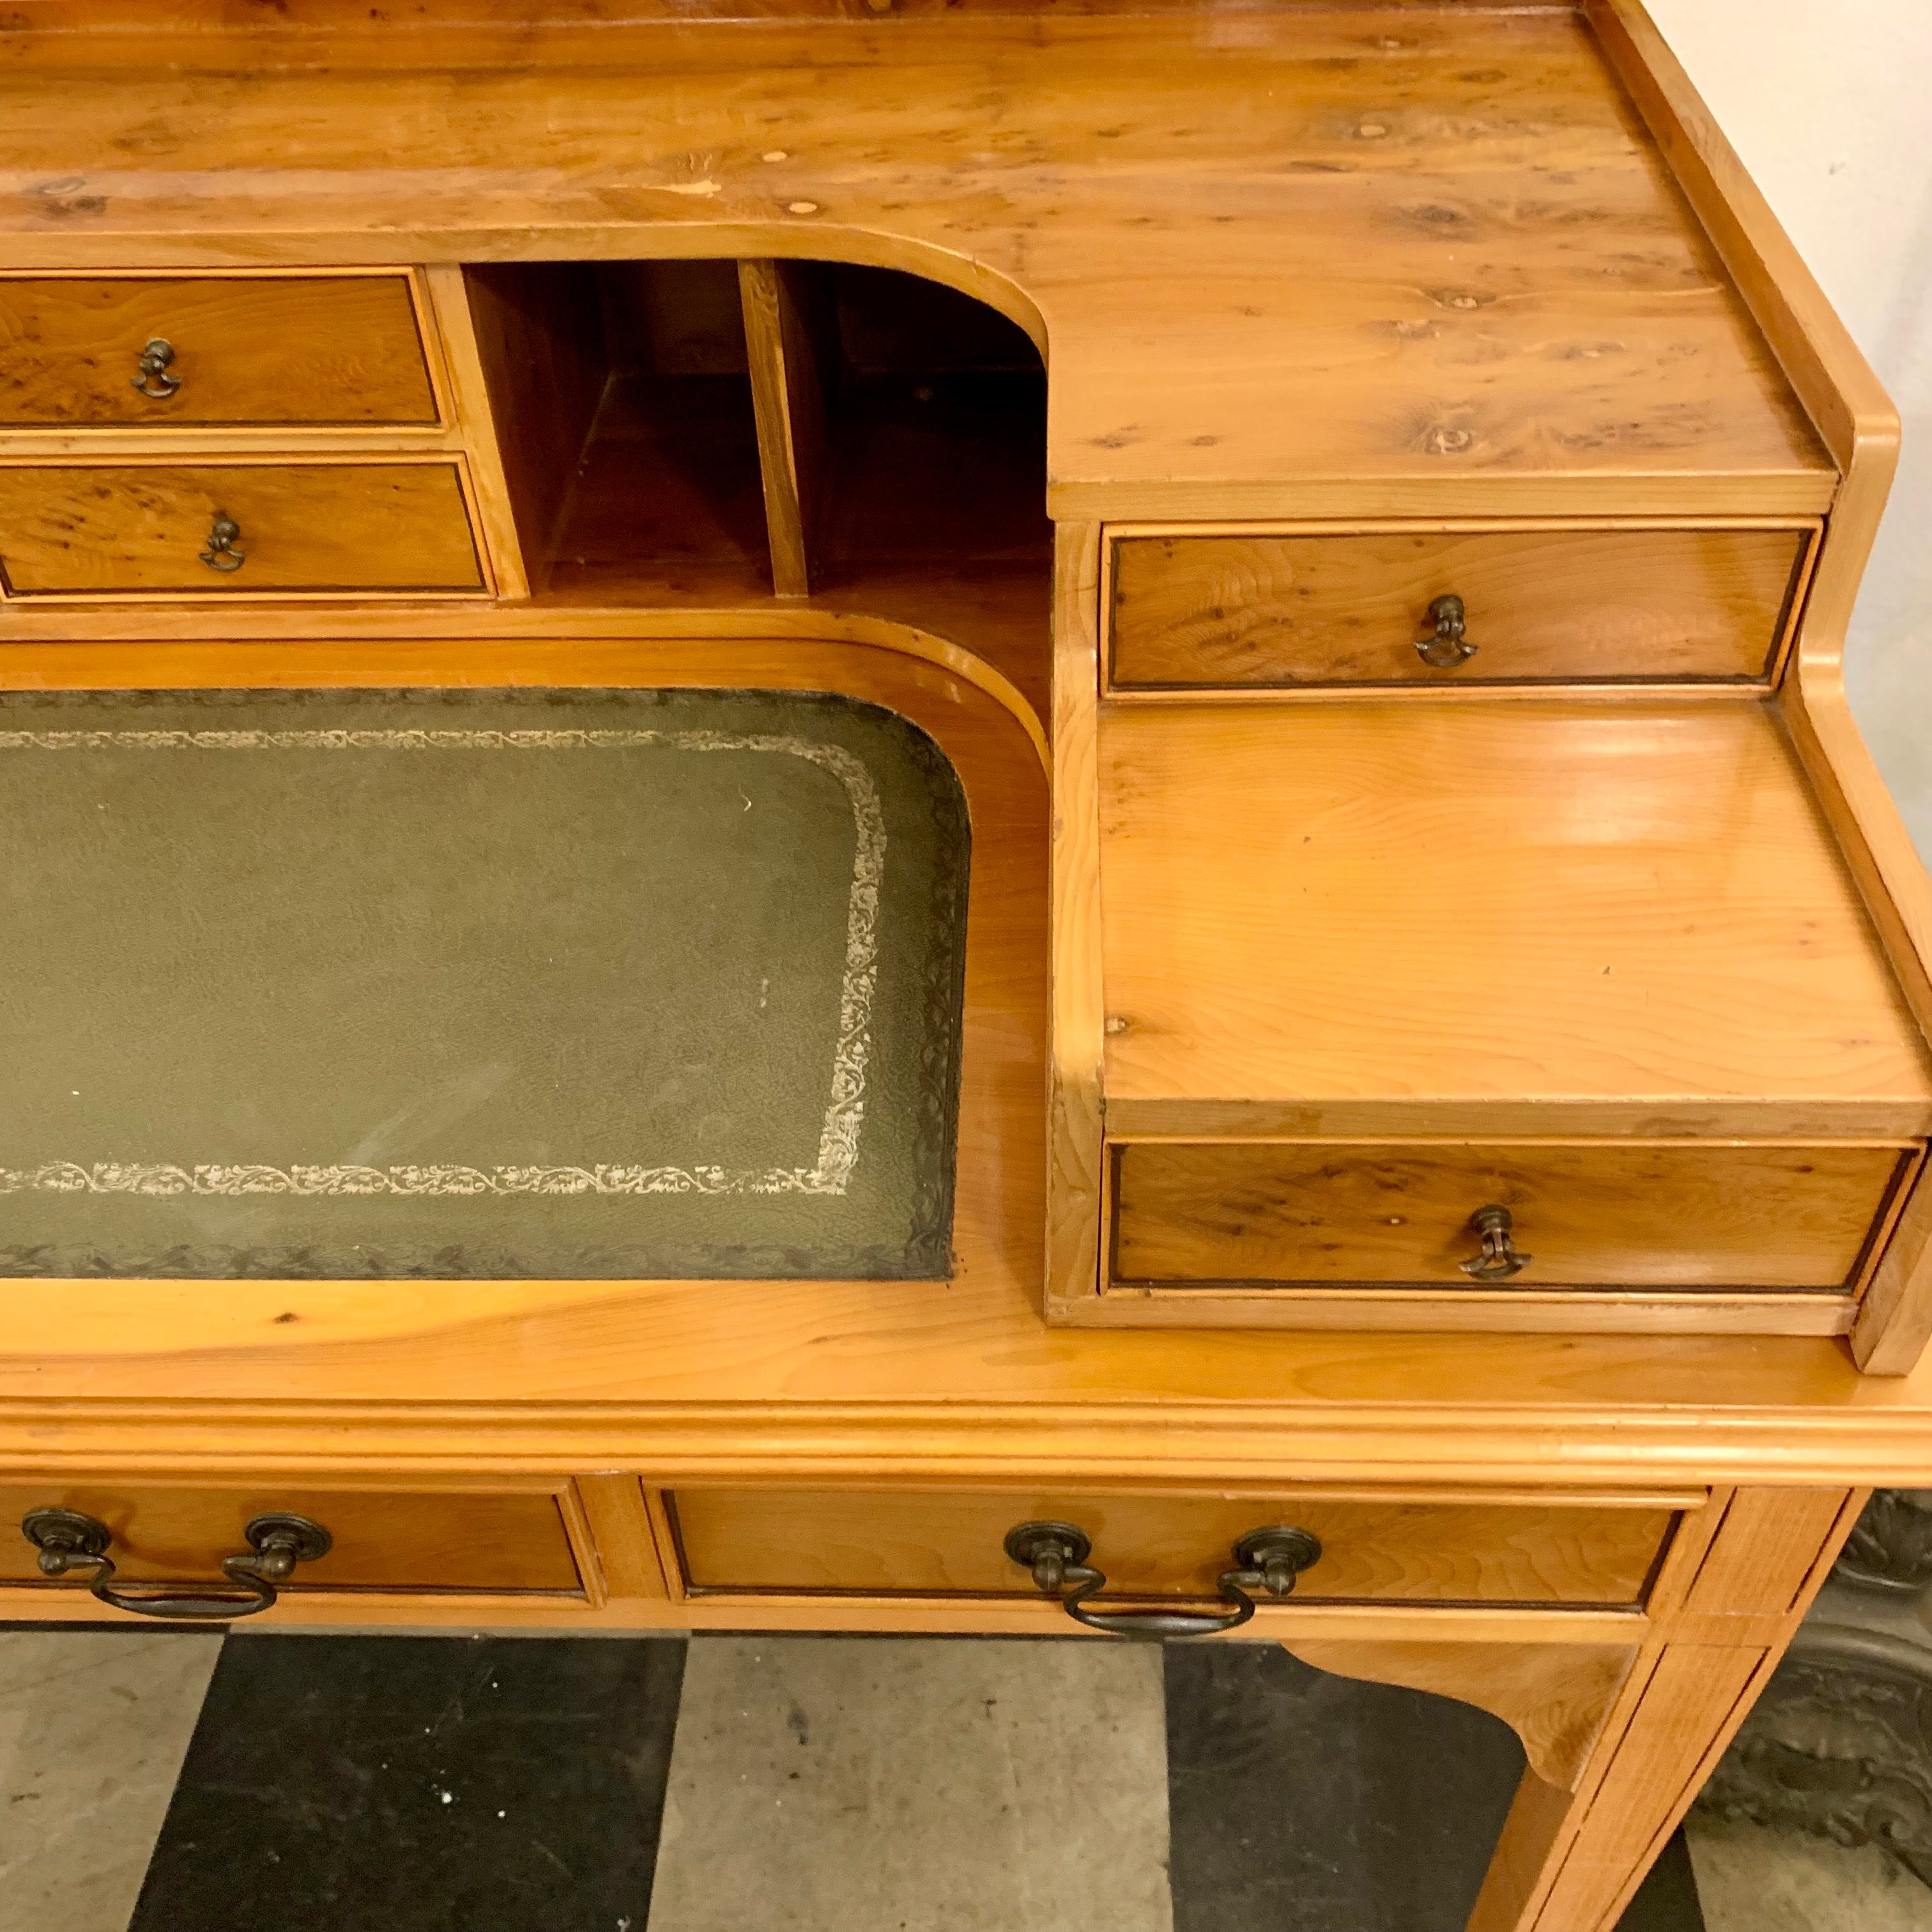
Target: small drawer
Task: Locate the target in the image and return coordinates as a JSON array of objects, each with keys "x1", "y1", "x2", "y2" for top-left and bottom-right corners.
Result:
[
  {"x1": 3, "y1": 1481, "x2": 588, "y2": 1604},
  {"x1": 669, "y1": 1487, "x2": 1677, "y2": 1609},
  {"x1": 0, "y1": 462, "x2": 486, "y2": 595},
  {"x1": 0, "y1": 275, "x2": 439, "y2": 427},
  {"x1": 1110, "y1": 1140, "x2": 1916, "y2": 1292},
  {"x1": 1105, "y1": 526, "x2": 1815, "y2": 689}
]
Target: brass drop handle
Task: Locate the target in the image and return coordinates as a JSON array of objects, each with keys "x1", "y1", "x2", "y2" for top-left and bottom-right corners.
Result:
[
  {"x1": 1004, "y1": 1520, "x2": 1322, "y2": 1637},
  {"x1": 21, "y1": 1506, "x2": 331, "y2": 1621},
  {"x1": 199, "y1": 513, "x2": 245, "y2": 572},
  {"x1": 1416, "y1": 593, "x2": 1478, "y2": 668},
  {"x1": 131, "y1": 337, "x2": 180, "y2": 400},
  {"x1": 1459, "y1": 1204, "x2": 1533, "y2": 1282}
]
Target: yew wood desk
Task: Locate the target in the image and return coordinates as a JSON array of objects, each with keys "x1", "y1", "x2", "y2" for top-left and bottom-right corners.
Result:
[{"x1": 2, "y1": 6, "x2": 1931, "y2": 1931}]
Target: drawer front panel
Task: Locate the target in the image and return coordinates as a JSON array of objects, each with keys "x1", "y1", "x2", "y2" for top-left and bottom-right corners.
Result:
[
  {"x1": 0, "y1": 275, "x2": 438, "y2": 427},
  {"x1": 1112, "y1": 1141, "x2": 1912, "y2": 1291},
  {"x1": 1, "y1": 1483, "x2": 583, "y2": 1594},
  {"x1": 1107, "y1": 528, "x2": 1813, "y2": 689},
  {"x1": 671, "y1": 1488, "x2": 1675, "y2": 1608},
  {"x1": 0, "y1": 463, "x2": 486, "y2": 594}
]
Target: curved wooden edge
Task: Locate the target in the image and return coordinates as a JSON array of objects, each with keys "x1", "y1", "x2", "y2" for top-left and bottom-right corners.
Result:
[
  {"x1": 0, "y1": 222, "x2": 1056, "y2": 364},
  {"x1": 1584, "y1": 0, "x2": 1894, "y2": 472},
  {"x1": 0, "y1": 610, "x2": 1050, "y2": 774},
  {"x1": 1282, "y1": 1639, "x2": 1638, "y2": 1792},
  {"x1": 1590, "y1": 4, "x2": 1932, "y2": 1388},
  {"x1": 1781, "y1": 675, "x2": 1932, "y2": 1039}
]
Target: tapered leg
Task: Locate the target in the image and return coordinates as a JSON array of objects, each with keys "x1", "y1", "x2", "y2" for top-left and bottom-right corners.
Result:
[{"x1": 1467, "y1": 1486, "x2": 1865, "y2": 1932}]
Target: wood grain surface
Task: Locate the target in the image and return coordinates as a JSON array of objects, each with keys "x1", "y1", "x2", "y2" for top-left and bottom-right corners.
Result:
[
  {"x1": 1110, "y1": 1140, "x2": 1911, "y2": 1292},
  {"x1": 458, "y1": 263, "x2": 610, "y2": 596},
  {"x1": 739, "y1": 258, "x2": 824, "y2": 597},
  {"x1": 1852, "y1": 1165, "x2": 1932, "y2": 1374},
  {"x1": 1467, "y1": 1481, "x2": 1861, "y2": 1932},
  {"x1": 1048, "y1": 523, "x2": 1108, "y2": 1309},
  {"x1": 1107, "y1": 525, "x2": 1814, "y2": 689},
  {"x1": 668, "y1": 1487, "x2": 1676, "y2": 1607},
  {"x1": 0, "y1": 12, "x2": 1831, "y2": 518},
  {"x1": 0, "y1": 461, "x2": 485, "y2": 594},
  {"x1": 0, "y1": 1479, "x2": 583, "y2": 1592},
  {"x1": 1100, "y1": 698, "x2": 1932, "y2": 1132},
  {"x1": 1677, "y1": 1487, "x2": 1853, "y2": 1622},
  {"x1": 0, "y1": 273, "x2": 437, "y2": 427}
]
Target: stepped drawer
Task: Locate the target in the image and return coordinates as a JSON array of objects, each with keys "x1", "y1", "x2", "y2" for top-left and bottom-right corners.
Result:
[
  {"x1": 0, "y1": 273, "x2": 439, "y2": 427},
  {"x1": 1109, "y1": 1140, "x2": 1917, "y2": 1292},
  {"x1": 4, "y1": 1480, "x2": 590, "y2": 1614},
  {"x1": 0, "y1": 462, "x2": 486, "y2": 595},
  {"x1": 668, "y1": 1486, "x2": 1679, "y2": 1609},
  {"x1": 1105, "y1": 525, "x2": 1816, "y2": 689}
]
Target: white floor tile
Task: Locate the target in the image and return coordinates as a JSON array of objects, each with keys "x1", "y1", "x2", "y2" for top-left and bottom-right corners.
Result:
[
  {"x1": 1688, "y1": 1816, "x2": 1932, "y2": 1932},
  {"x1": 0, "y1": 1629, "x2": 220, "y2": 1932},
  {"x1": 648, "y1": 1636, "x2": 1173, "y2": 1932}
]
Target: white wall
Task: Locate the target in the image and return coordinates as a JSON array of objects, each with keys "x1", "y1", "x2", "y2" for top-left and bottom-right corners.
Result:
[{"x1": 1644, "y1": 1, "x2": 1932, "y2": 859}]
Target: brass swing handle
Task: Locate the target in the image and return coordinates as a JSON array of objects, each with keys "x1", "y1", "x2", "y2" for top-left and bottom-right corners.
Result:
[
  {"x1": 132, "y1": 337, "x2": 180, "y2": 400},
  {"x1": 199, "y1": 513, "x2": 245, "y2": 572},
  {"x1": 21, "y1": 1506, "x2": 331, "y2": 1621},
  {"x1": 1005, "y1": 1521, "x2": 1322, "y2": 1637},
  {"x1": 1459, "y1": 1204, "x2": 1533, "y2": 1282},
  {"x1": 1416, "y1": 593, "x2": 1478, "y2": 669}
]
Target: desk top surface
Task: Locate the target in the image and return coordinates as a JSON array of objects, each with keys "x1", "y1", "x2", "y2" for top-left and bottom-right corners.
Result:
[{"x1": 0, "y1": 6, "x2": 1830, "y2": 518}]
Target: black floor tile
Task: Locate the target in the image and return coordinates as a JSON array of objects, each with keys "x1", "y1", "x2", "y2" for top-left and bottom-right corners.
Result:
[
  {"x1": 1163, "y1": 1644, "x2": 1706, "y2": 1932},
  {"x1": 1617, "y1": 1830, "x2": 1708, "y2": 1932},
  {"x1": 130, "y1": 1634, "x2": 686, "y2": 1932},
  {"x1": 1165, "y1": 1644, "x2": 1525, "y2": 1932}
]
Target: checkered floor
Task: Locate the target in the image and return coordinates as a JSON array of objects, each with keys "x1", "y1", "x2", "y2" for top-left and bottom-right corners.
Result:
[{"x1": 0, "y1": 1625, "x2": 1869, "y2": 1932}]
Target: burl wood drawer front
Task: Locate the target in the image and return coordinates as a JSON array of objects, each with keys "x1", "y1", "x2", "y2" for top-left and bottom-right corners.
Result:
[
  {"x1": 670, "y1": 1489, "x2": 1674, "y2": 1608},
  {"x1": 1, "y1": 1483, "x2": 585, "y2": 1595},
  {"x1": 0, "y1": 275, "x2": 439, "y2": 427},
  {"x1": 0, "y1": 463, "x2": 486, "y2": 594},
  {"x1": 1106, "y1": 526, "x2": 1815, "y2": 689},
  {"x1": 1111, "y1": 1142, "x2": 1915, "y2": 1291}
]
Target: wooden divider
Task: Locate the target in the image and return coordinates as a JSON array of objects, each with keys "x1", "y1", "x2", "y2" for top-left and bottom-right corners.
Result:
[{"x1": 739, "y1": 259, "x2": 826, "y2": 599}]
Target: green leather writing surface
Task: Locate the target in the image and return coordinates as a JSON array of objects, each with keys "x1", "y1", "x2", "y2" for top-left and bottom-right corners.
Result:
[{"x1": 0, "y1": 687, "x2": 968, "y2": 1279}]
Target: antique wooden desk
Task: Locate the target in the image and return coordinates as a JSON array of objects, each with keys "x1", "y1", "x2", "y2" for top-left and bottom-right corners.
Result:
[{"x1": 3, "y1": 4, "x2": 1931, "y2": 1929}]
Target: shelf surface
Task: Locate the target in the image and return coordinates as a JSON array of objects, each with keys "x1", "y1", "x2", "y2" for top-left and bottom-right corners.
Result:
[
  {"x1": 0, "y1": 7, "x2": 1831, "y2": 518},
  {"x1": 1100, "y1": 697, "x2": 1932, "y2": 1135}
]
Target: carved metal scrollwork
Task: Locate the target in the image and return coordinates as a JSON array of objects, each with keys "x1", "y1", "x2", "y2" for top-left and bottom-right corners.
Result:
[
  {"x1": 1698, "y1": 1491, "x2": 1932, "y2": 1892},
  {"x1": 1696, "y1": 1627, "x2": 1932, "y2": 1889},
  {"x1": 1836, "y1": 1489, "x2": 1932, "y2": 1595}
]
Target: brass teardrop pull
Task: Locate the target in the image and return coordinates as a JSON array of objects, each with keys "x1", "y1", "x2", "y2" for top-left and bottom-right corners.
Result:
[
  {"x1": 131, "y1": 337, "x2": 180, "y2": 400},
  {"x1": 199, "y1": 513, "x2": 246, "y2": 572},
  {"x1": 1416, "y1": 593, "x2": 1479, "y2": 669},
  {"x1": 1458, "y1": 1204, "x2": 1532, "y2": 1282}
]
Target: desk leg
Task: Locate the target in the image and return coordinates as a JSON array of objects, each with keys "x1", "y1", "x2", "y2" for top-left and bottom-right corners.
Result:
[{"x1": 1468, "y1": 1485, "x2": 1867, "y2": 1932}]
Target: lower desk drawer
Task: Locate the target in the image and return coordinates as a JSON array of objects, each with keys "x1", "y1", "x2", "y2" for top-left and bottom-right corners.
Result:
[
  {"x1": 2, "y1": 1480, "x2": 588, "y2": 1602},
  {"x1": 0, "y1": 462, "x2": 486, "y2": 595},
  {"x1": 1110, "y1": 1140, "x2": 1916, "y2": 1292},
  {"x1": 668, "y1": 1487, "x2": 1678, "y2": 1609}
]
